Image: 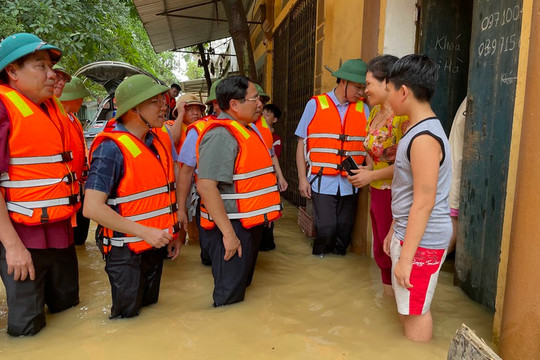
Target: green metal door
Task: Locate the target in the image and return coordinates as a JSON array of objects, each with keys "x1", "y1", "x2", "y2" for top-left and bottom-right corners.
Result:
[
  {"x1": 416, "y1": 0, "x2": 473, "y2": 134},
  {"x1": 457, "y1": 0, "x2": 523, "y2": 309}
]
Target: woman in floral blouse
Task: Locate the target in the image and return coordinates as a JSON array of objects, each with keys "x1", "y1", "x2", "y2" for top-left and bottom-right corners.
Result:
[{"x1": 348, "y1": 55, "x2": 409, "y2": 296}]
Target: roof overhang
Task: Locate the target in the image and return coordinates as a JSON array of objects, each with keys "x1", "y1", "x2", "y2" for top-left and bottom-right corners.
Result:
[{"x1": 133, "y1": 0, "x2": 257, "y2": 53}]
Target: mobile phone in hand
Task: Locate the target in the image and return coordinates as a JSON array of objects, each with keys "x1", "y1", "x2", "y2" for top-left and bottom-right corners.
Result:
[{"x1": 341, "y1": 156, "x2": 359, "y2": 176}]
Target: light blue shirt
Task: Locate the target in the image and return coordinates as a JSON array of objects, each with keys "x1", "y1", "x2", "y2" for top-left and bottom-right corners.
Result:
[
  {"x1": 178, "y1": 127, "x2": 198, "y2": 167},
  {"x1": 294, "y1": 90, "x2": 370, "y2": 196}
]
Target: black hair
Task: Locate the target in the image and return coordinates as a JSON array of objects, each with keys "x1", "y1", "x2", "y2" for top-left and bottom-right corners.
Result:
[
  {"x1": 367, "y1": 54, "x2": 399, "y2": 82},
  {"x1": 170, "y1": 83, "x2": 181, "y2": 90},
  {"x1": 0, "y1": 56, "x2": 30, "y2": 84},
  {"x1": 216, "y1": 75, "x2": 251, "y2": 111},
  {"x1": 263, "y1": 103, "x2": 282, "y2": 119},
  {"x1": 386, "y1": 54, "x2": 438, "y2": 102}
]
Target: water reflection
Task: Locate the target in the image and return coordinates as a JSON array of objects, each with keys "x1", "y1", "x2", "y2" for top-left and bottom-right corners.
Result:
[{"x1": 0, "y1": 203, "x2": 493, "y2": 359}]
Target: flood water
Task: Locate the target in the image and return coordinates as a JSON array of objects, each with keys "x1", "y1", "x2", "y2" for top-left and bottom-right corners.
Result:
[{"x1": 0, "y1": 202, "x2": 494, "y2": 359}]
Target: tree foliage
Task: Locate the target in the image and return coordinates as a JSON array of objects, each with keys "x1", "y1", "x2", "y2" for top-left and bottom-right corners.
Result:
[{"x1": 0, "y1": 0, "x2": 178, "y2": 84}]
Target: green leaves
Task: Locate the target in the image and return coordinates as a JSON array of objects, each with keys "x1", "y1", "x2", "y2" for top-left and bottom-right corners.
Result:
[{"x1": 0, "y1": 0, "x2": 178, "y2": 84}]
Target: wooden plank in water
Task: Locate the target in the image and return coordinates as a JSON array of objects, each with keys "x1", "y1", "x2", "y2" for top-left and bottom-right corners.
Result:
[{"x1": 448, "y1": 324, "x2": 501, "y2": 360}]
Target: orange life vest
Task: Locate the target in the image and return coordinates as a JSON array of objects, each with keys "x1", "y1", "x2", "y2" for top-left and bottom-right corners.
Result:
[
  {"x1": 254, "y1": 116, "x2": 274, "y2": 151},
  {"x1": 66, "y1": 112, "x2": 89, "y2": 184},
  {"x1": 196, "y1": 119, "x2": 282, "y2": 230},
  {"x1": 186, "y1": 114, "x2": 216, "y2": 136},
  {"x1": 89, "y1": 125, "x2": 178, "y2": 254},
  {"x1": 0, "y1": 86, "x2": 79, "y2": 225},
  {"x1": 305, "y1": 94, "x2": 367, "y2": 176}
]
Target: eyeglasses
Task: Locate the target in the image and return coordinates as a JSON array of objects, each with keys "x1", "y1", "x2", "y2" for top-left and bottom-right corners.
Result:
[
  {"x1": 240, "y1": 96, "x2": 262, "y2": 103},
  {"x1": 150, "y1": 96, "x2": 166, "y2": 106}
]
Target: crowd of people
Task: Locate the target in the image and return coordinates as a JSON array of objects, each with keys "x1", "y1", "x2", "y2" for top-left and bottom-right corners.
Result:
[{"x1": 0, "y1": 32, "x2": 453, "y2": 343}]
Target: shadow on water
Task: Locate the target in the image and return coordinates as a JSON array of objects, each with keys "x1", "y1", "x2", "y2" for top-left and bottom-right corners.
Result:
[{"x1": 0, "y1": 202, "x2": 493, "y2": 359}]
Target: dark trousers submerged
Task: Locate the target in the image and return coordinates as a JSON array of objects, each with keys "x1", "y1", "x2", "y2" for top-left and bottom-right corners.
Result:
[
  {"x1": 205, "y1": 220, "x2": 262, "y2": 307},
  {"x1": 105, "y1": 246, "x2": 167, "y2": 319},
  {"x1": 311, "y1": 191, "x2": 357, "y2": 255},
  {"x1": 195, "y1": 201, "x2": 212, "y2": 266},
  {"x1": 0, "y1": 244, "x2": 79, "y2": 336}
]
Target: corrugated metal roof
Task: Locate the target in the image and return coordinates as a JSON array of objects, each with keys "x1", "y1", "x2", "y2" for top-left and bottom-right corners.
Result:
[{"x1": 133, "y1": 0, "x2": 255, "y2": 53}]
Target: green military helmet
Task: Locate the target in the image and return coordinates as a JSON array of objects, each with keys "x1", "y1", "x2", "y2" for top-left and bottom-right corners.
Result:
[
  {"x1": 255, "y1": 83, "x2": 270, "y2": 103},
  {"x1": 206, "y1": 79, "x2": 222, "y2": 104},
  {"x1": 115, "y1": 74, "x2": 169, "y2": 119},
  {"x1": 331, "y1": 59, "x2": 368, "y2": 84},
  {"x1": 0, "y1": 33, "x2": 62, "y2": 72},
  {"x1": 59, "y1": 76, "x2": 91, "y2": 101},
  {"x1": 53, "y1": 64, "x2": 72, "y2": 82}
]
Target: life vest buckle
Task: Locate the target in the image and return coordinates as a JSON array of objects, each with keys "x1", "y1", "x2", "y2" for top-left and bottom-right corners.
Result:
[
  {"x1": 68, "y1": 194, "x2": 80, "y2": 205},
  {"x1": 337, "y1": 149, "x2": 346, "y2": 156},
  {"x1": 40, "y1": 207, "x2": 49, "y2": 223},
  {"x1": 63, "y1": 172, "x2": 77, "y2": 184},
  {"x1": 170, "y1": 203, "x2": 179, "y2": 213},
  {"x1": 338, "y1": 134, "x2": 348, "y2": 141},
  {"x1": 60, "y1": 151, "x2": 74, "y2": 162}
]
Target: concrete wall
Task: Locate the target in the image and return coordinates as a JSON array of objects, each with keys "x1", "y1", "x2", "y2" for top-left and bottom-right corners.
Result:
[
  {"x1": 318, "y1": 0, "x2": 366, "y2": 93},
  {"x1": 382, "y1": 0, "x2": 417, "y2": 56}
]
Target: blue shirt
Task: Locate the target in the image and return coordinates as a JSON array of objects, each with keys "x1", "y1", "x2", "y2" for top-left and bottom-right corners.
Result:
[
  {"x1": 294, "y1": 90, "x2": 370, "y2": 196},
  {"x1": 178, "y1": 127, "x2": 198, "y2": 167}
]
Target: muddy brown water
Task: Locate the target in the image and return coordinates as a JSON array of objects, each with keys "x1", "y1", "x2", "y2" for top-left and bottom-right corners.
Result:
[{"x1": 0, "y1": 203, "x2": 493, "y2": 359}]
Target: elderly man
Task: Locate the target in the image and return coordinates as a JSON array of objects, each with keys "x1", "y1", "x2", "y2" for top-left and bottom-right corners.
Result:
[
  {"x1": 196, "y1": 76, "x2": 282, "y2": 306},
  {"x1": 84, "y1": 74, "x2": 181, "y2": 319},
  {"x1": 296, "y1": 59, "x2": 370, "y2": 256},
  {"x1": 0, "y1": 33, "x2": 80, "y2": 336}
]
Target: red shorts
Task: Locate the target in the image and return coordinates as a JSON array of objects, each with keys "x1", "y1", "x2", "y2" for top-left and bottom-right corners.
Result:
[{"x1": 390, "y1": 235, "x2": 447, "y2": 315}]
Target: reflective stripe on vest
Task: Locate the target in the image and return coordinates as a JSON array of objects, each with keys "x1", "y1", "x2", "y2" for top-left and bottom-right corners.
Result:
[
  {"x1": 201, "y1": 204, "x2": 283, "y2": 221},
  {"x1": 106, "y1": 182, "x2": 176, "y2": 206},
  {"x1": 6, "y1": 194, "x2": 79, "y2": 217},
  {"x1": 1, "y1": 172, "x2": 77, "y2": 188},
  {"x1": 103, "y1": 223, "x2": 181, "y2": 247},
  {"x1": 9, "y1": 151, "x2": 73, "y2": 165}
]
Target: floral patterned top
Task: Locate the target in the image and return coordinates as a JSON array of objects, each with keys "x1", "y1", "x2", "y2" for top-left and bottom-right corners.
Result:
[{"x1": 364, "y1": 105, "x2": 409, "y2": 189}]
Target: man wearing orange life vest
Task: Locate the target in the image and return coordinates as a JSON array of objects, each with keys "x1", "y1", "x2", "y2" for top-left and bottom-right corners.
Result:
[
  {"x1": 83, "y1": 74, "x2": 181, "y2": 319},
  {"x1": 196, "y1": 76, "x2": 282, "y2": 306},
  {"x1": 177, "y1": 80, "x2": 220, "y2": 266},
  {"x1": 59, "y1": 76, "x2": 92, "y2": 245},
  {"x1": 296, "y1": 59, "x2": 369, "y2": 256},
  {"x1": 0, "y1": 33, "x2": 80, "y2": 336}
]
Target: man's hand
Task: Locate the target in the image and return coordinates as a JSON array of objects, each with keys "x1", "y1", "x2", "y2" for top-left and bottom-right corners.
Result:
[
  {"x1": 6, "y1": 244, "x2": 35, "y2": 281},
  {"x1": 223, "y1": 230, "x2": 242, "y2": 261},
  {"x1": 177, "y1": 209, "x2": 189, "y2": 232},
  {"x1": 347, "y1": 168, "x2": 373, "y2": 188},
  {"x1": 173, "y1": 101, "x2": 187, "y2": 120},
  {"x1": 394, "y1": 257, "x2": 413, "y2": 289},
  {"x1": 298, "y1": 177, "x2": 311, "y2": 199},
  {"x1": 142, "y1": 227, "x2": 172, "y2": 248},
  {"x1": 167, "y1": 238, "x2": 182, "y2": 260},
  {"x1": 277, "y1": 175, "x2": 288, "y2": 192}
]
